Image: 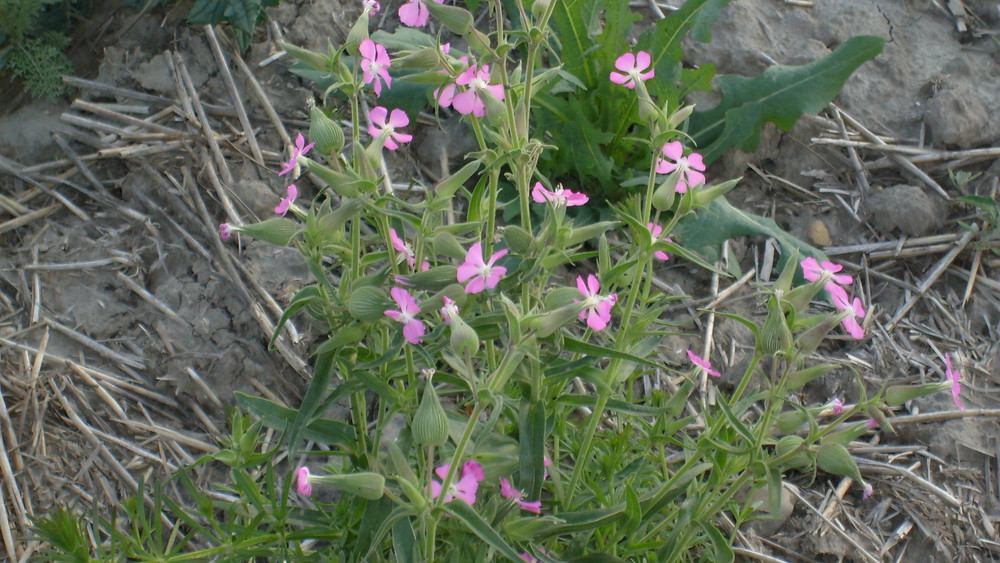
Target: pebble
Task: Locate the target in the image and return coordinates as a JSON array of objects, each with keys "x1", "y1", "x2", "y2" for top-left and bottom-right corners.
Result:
[{"x1": 807, "y1": 220, "x2": 831, "y2": 246}]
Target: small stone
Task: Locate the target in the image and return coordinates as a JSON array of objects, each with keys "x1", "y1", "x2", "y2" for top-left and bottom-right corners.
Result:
[
  {"x1": 861, "y1": 184, "x2": 946, "y2": 236},
  {"x1": 807, "y1": 220, "x2": 831, "y2": 246}
]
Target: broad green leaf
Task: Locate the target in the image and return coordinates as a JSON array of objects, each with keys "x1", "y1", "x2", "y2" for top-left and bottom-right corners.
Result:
[
  {"x1": 286, "y1": 342, "x2": 336, "y2": 455},
  {"x1": 690, "y1": 36, "x2": 885, "y2": 163},
  {"x1": 442, "y1": 502, "x2": 525, "y2": 561},
  {"x1": 675, "y1": 195, "x2": 827, "y2": 269},
  {"x1": 550, "y1": 0, "x2": 607, "y2": 85},
  {"x1": 519, "y1": 399, "x2": 548, "y2": 500},
  {"x1": 235, "y1": 393, "x2": 355, "y2": 451}
]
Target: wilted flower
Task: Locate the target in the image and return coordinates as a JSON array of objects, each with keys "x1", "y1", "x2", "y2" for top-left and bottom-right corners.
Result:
[
  {"x1": 499, "y1": 478, "x2": 542, "y2": 513},
  {"x1": 219, "y1": 223, "x2": 232, "y2": 241},
  {"x1": 862, "y1": 482, "x2": 874, "y2": 500},
  {"x1": 609, "y1": 50, "x2": 654, "y2": 88},
  {"x1": 430, "y1": 460, "x2": 484, "y2": 505},
  {"x1": 278, "y1": 133, "x2": 314, "y2": 177},
  {"x1": 457, "y1": 242, "x2": 508, "y2": 294},
  {"x1": 647, "y1": 222, "x2": 672, "y2": 261},
  {"x1": 275, "y1": 184, "x2": 298, "y2": 216},
  {"x1": 384, "y1": 287, "x2": 425, "y2": 344},
  {"x1": 440, "y1": 296, "x2": 460, "y2": 324},
  {"x1": 687, "y1": 349, "x2": 721, "y2": 378},
  {"x1": 829, "y1": 397, "x2": 845, "y2": 416},
  {"x1": 656, "y1": 141, "x2": 706, "y2": 193}
]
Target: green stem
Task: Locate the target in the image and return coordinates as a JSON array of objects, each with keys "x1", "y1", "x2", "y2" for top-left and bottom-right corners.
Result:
[
  {"x1": 563, "y1": 391, "x2": 608, "y2": 508},
  {"x1": 350, "y1": 390, "x2": 368, "y2": 456}
]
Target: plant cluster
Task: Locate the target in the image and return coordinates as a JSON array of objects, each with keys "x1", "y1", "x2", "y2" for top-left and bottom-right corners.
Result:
[
  {"x1": 35, "y1": 0, "x2": 965, "y2": 560},
  {"x1": 0, "y1": 0, "x2": 75, "y2": 101}
]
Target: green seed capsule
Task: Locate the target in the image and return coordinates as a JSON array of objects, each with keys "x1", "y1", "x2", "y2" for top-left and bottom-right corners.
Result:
[{"x1": 412, "y1": 383, "x2": 449, "y2": 446}]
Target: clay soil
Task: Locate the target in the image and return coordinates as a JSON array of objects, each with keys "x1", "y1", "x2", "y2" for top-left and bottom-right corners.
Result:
[{"x1": 1, "y1": 0, "x2": 999, "y2": 561}]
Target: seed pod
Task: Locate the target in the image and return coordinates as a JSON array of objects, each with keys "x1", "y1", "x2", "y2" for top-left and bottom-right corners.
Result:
[
  {"x1": 312, "y1": 472, "x2": 385, "y2": 500},
  {"x1": 233, "y1": 218, "x2": 300, "y2": 246},
  {"x1": 816, "y1": 442, "x2": 864, "y2": 483},
  {"x1": 503, "y1": 225, "x2": 533, "y2": 254},
  {"x1": 775, "y1": 435, "x2": 810, "y2": 469},
  {"x1": 759, "y1": 305, "x2": 792, "y2": 356},
  {"x1": 348, "y1": 286, "x2": 392, "y2": 322},
  {"x1": 449, "y1": 317, "x2": 480, "y2": 357},
  {"x1": 413, "y1": 383, "x2": 449, "y2": 446}
]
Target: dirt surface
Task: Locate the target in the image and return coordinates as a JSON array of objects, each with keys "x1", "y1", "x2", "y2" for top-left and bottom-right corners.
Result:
[{"x1": 1, "y1": 0, "x2": 999, "y2": 560}]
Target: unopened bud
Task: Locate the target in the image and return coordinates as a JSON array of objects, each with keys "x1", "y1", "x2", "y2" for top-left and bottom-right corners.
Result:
[
  {"x1": 503, "y1": 225, "x2": 533, "y2": 254},
  {"x1": 309, "y1": 102, "x2": 345, "y2": 156},
  {"x1": 775, "y1": 435, "x2": 810, "y2": 469},
  {"x1": 280, "y1": 42, "x2": 328, "y2": 71},
  {"x1": 652, "y1": 171, "x2": 680, "y2": 211},
  {"x1": 424, "y1": 1, "x2": 474, "y2": 34},
  {"x1": 348, "y1": 286, "x2": 393, "y2": 322},
  {"x1": 413, "y1": 381, "x2": 449, "y2": 446},
  {"x1": 816, "y1": 442, "x2": 864, "y2": 484},
  {"x1": 759, "y1": 305, "x2": 792, "y2": 356},
  {"x1": 533, "y1": 302, "x2": 586, "y2": 337},
  {"x1": 311, "y1": 472, "x2": 385, "y2": 500},
  {"x1": 394, "y1": 47, "x2": 444, "y2": 71},
  {"x1": 885, "y1": 383, "x2": 949, "y2": 406},
  {"x1": 233, "y1": 217, "x2": 300, "y2": 246},
  {"x1": 449, "y1": 316, "x2": 480, "y2": 357},
  {"x1": 431, "y1": 231, "x2": 469, "y2": 260}
]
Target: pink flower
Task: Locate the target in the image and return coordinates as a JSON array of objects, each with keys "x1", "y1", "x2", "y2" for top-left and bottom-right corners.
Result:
[
  {"x1": 398, "y1": 0, "x2": 443, "y2": 26},
  {"x1": 389, "y1": 228, "x2": 418, "y2": 270},
  {"x1": 275, "y1": 184, "x2": 298, "y2": 216},
  {"x1": 945, "y1": 353, "x2": 964, "y2": 411},
  {"x1": 430, "y1": 460, "x2": 484, "y2": 505},
  {"x1": 499, "y1": 477, "x2": 542, "y2": 513},
  {"x1": 279, "y1": 133, "x2": 315, "y2": 177},
  {"x1": 219, "y1": 223, "x2": 232, "y2": 241},
  {"x1": 450, "y1": 64, "x2": 505, "y2": 118},
  {"x1": 520, "y1": 554, "x2": 538, "y2": 563},
  {"x1": 368, "y1": 107, "x2": 413, "y2": 150},
  {"x1": 609, "y1": 50, "x2": 654, "y2": 88},
  {"x1": 647, "y1": 222, "x2": 672, "y2": 261},
  {"x1": 385, "y1": 287, "x2": 425, "y2": 344},
  {"x1": 457, "y1": 242, "x2": 508, "y2": 294},
  {"x1": 830, "y1": 288, "x2": 865, "y2": 340},
  {"x1": 865, "y1": 419, "x2": 879, "y2": 429},
  {"x1": 359, "y1": 39, "x2": 392, "y2": 97},
  {"x1": 656, "y1": 141, "x2": 706, "y2": 193},
  {"x1": 362, "y1": 0, "x2": 379, "y2": 14},
  {"x1": 574, "y1": 275, "x2": 617, "y2": 331},
  {"x1": 801, "y1": 257, "x2": 852, "y2": 286},
  {"x1": 862, "y1": 482, "x2": 874, "y2": 500},
  {"x1": 440, "y1": 296, "x2": 460, "y2": 324},
  {"x1": 687, "y1": 349, "x2": 721, "y2": 378},
  {"x1": 440, "y1": 42, "x2": 451, "y2": 54},
  {"x1": 531, "y1": 182, "x2": 589, "y2": 207},
  {"x1": 296, "y1": 467, "x2": 312, "y2": 497},
  {"x1": 829, "y1": 397, "x2": 845, "y2": 416}
]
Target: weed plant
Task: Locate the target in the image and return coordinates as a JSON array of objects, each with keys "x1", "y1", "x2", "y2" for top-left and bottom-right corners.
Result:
[{"x1": 34, "y1": 0, "x2": 965, "y2": 560}]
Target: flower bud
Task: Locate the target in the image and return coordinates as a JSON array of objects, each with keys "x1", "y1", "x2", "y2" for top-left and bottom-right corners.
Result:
[
  {"x1": 775, "y1": 409, "x2": 809, "y2": 435},
  {"x1": 398, "y1": 266, "x2": 458, "y2": 291},
  {"x1": 348, "y1": 286, "x2": 393, "y2": 322},
  {"x1": 434, "y1": 160, "x2": 481, "y2": 200},
  {"x1": 396, "y1": 475, "x2": 428, "y2": 510},
  {"x1": 311, "y1": 472, "x2": 385, "y2": 500},
  {"x1": 449, "y1": 316, "x2": 480, "y2": 357},
  {"x1": 562, "y1": 221, "x2": 619, "y2": 247},
  {"x1": 822, "y1": 421, "x2": 870, "y2": 445},
  {"x1": 530, "y1": 0, "x2": 552, "y2": 18},
  {"x1": 758, "y1": 305, "x2": 792, "y2": 356},
  {"x1": 532, "y1": 302, "x2": 586, "y2": 337},
  {"x1": 280, "y1": 42, "x2": 328, "y2": 71},
  {"x1": 668, "y1": 104, "x2": 696, "y2": 129},
  {"x1": 393, "y1": 47, "x2": 444, "y2": 71},
  {"x1": 345, "y1": 14, "x2": 370, "y2": 53},
  {"x1": 816, "y1": 442, "x2": 864, "y2": 483},
  {"x1": 885, "y1": 383, "x2": 949, "y2": 406},
  {"x1": 308, "y1": 102, "x2": 345, "y2": 156},
  {"x1": 413, "y1": 382, "x2": 449, "y2": 446},
  {"x1": 775, "y1": 435, "x2": 810, "y2": 469},
  {"x1": 234, "y1": 217, "x2": 300, "y2": 246},
  {"x1": 785, "y1": 363, "x2": 838, "y2": 391},
  {"x1": 424, "y1": 1, "x2": 475, "y2": 34},
  {"x1": 503, "y1": 225, "x2": 533, "y2": 254},
  {"x1": 651, "y1": 171, "x2": 680, "y2": 211},
  {"x1": 431, "y1": 231, "x2": 469, "y2": 260},
  {"x1": 692, "y1": 177, "x2": 740, "y2": 209},
  {"x1": 306, "y1": 160, "x2": 367, "y2": 197}
]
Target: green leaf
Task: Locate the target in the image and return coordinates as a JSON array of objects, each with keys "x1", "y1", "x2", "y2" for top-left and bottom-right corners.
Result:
[
  {"x1": 442, "y1": 502, "x2": 525, "y2": 561},
  {"x1": 558, "y1": 395, "x2": 676, "y2": 417},
  {"x1": 675, "y1": 195, "x2": 828, "y2": 268},
  {"x1": 700, "y1": 521, "x2": 735, "y2": 563},
  {"x1": 550, "y1": 0, "x2": 607, "y2": 85},
  {"x1": 519, "y1": 398, "x2": 548, "y2": 500},
  {"x1": 268, "y1": 286, "x2": 324, "y2": 350},
  {"x1": 690, "y1": 36, "x2": 884, "y2": 163},
  {"x1": 235, "y1": 392, "x2": 356, "y2": 451},
  {"x1": 188, "y1": 0, "x2": 227, "y2": 24},
  {"x1": 562, "y1": 336, "x2": 665, "y2": 370}
]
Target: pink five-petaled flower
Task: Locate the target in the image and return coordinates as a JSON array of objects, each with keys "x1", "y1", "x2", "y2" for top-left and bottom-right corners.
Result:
[
  {"x1": 430, "y1": 460, "x2": 484, "y2": 505},
  {"x1": 279, "y1": 133, "x2": 315, "y2": 177},
  {"x1": 687, "y1": 349, "x2": 721, "y2": 378},
  {"x1": 448, "y1": 64, "x2": 505, "y2": 118},
  {"x1": 945, "y1": 353, "x2": 964, "y2": 411},
  {"x1": 656, "y1": 141, "x2": 706, "y2": 193},
  {"x1": 384, "y1": 287, "x2": 425, "y2": 344},
  {"x1": 531, "y1": 182, "x2": 589, "y2": 207},
  {"x1": 275, "y1": 184, "x2": 298, "y2": 216},
  {"x1": 219, "y1": 223, "x2": 232, "y2": 241},
  {"x1": 830, "y1": 287, "x2": 865, "y2": 340},
  {"x1": 457, "y1": 242, "x2": 508, "y2": 294},
  {"x1": 800, "y1": 257, "x2": 853, "y2": 286},
  {"x1": 359, "y1": 39, "x2": 392, "y2": 97},
  {"x1": 609, "y1": 50, "x2": 655, "y2": 89},
  {"x1": 398, "y1": 0, "x2": 443, "y2": 27},
  {"x1": 296, "y1": 467, "x2": 312, "y2": 497},
  {"x1": 440, "y1": 296, "x2": 460, "y2": 325},
  {"x1": 574, "y1": 275, "x2": 617, "y2": 331},
  {"x1": 368, "y1": 107, "x2": 413, "y2": 150},
  {"x1": 499, "y1": 478, "x2": 542, "y2": 513},
  {"x1": 647, "y1": 223, "x2": 672, "y2": 261}
]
